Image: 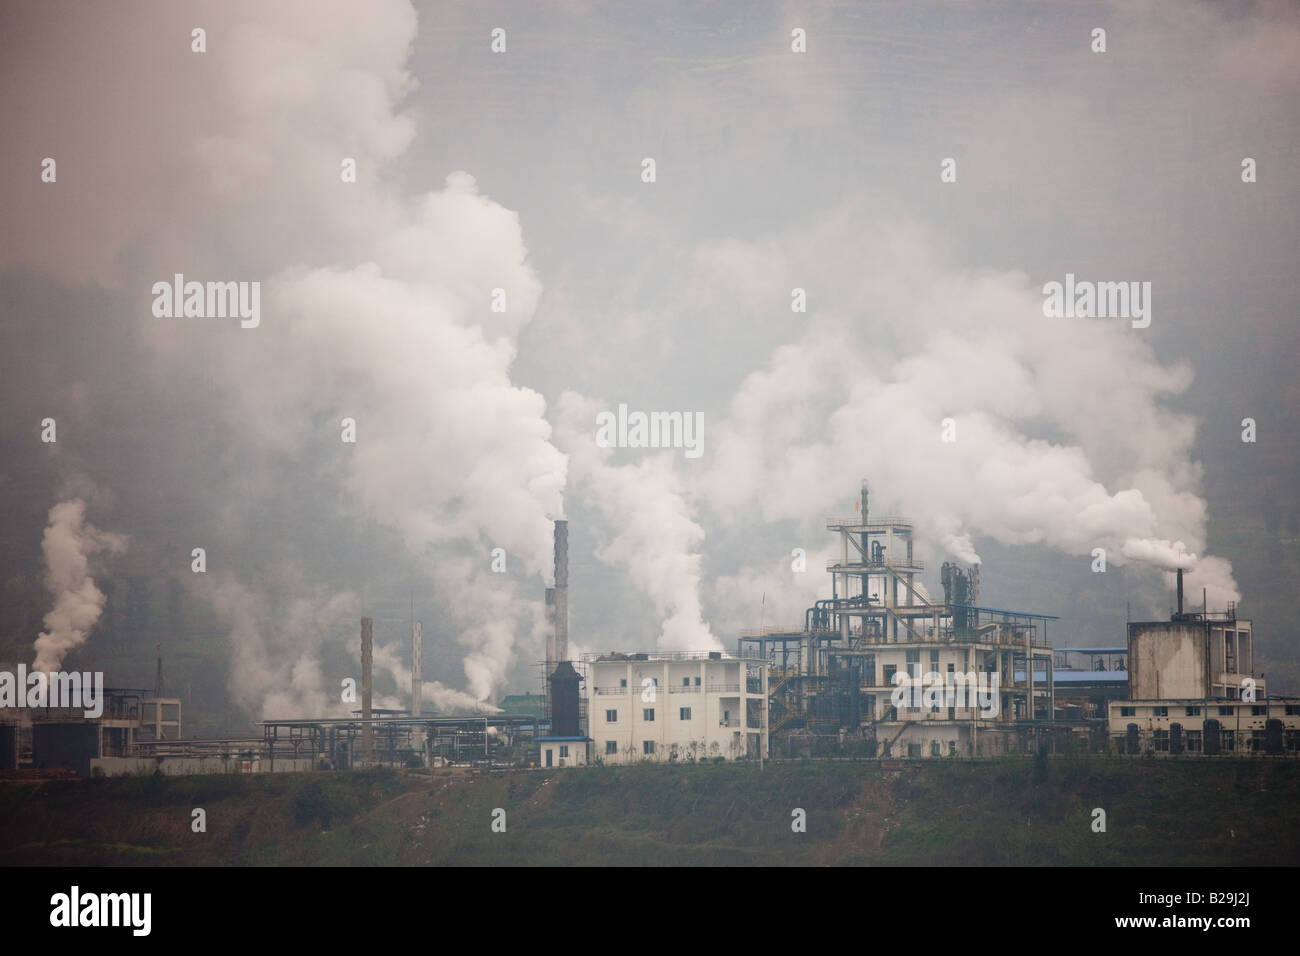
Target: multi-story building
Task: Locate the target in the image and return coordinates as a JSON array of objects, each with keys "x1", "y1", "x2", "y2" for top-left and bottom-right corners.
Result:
[
  {"x1": 1107, "y1": 569, "x2": 1300, "y2": 755},
  {"x1": 585, "y1": 652, "x2": 768, "y2": 764}
]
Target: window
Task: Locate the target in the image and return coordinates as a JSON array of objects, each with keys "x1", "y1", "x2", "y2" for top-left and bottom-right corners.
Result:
[
  {"x1": 1185, "y1": 706, "x2": 1200, "y2": 717},
  {"x1": 605, "y1": 709, "x2": 617, "y2": 722},
  {"x1": 930, "y1": 740, "x2": 941, "y2": 756},
  {"x1": 907, "y1": 744, "x2": 921, "y2": 757},
  {"x1": 1287, "y1": 705, "x2": 1300, "y2": 717},
  {"x1": 930, "y1": 650, "x2": 940, "y2": 667},
  {"x1": 605, "y1": 741, "x2": 617, "y2": 755},
  {"x1": 682, "y1": 677, "x2": 690, "y2": 686},
  {"x1": 1153, "y1": 706, "x2": 1168, "y2": 717},
  {"x1": 1252, "y1": 706, "x2": 1266, "y2": 716},
  {"x1": 1219, "y1": 706, "x2": 1234, "y2": 716},
  {"x1": 1120, "y1": 706, "x2": 1135, "y2": 717},
  {"x1": 906, "y1": 649, "x2": 920, "y2": 678},
  {"x1": 884, "y1": 664, "x2": 897, "y2": 686},
  {"x1": 948, "y1": 741, "x2": 957, "y2": 756},
  {"x1": 559, "y1": 745, "x2": 569, "y2": 758},
  {"x1": 643, "y1": 708, "x2": 655, "y2": 721},
  {"x1": 679, "y1": 707, "x2": 691, "y2": 720},
  {"x1": 643, "y1": 740, "x2": 655, "y2": 755},
  {"x1": 619, "y1": 678, "x2": 627, "y2": 688},
  {"x1": 694, "y1": 676, "x2": 701, "y2": 686}
]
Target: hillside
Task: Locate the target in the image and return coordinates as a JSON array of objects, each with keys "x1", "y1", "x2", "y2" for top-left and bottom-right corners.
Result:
[{"x1": 2, "y1": 757, "x2": 1298, "y2": 866}]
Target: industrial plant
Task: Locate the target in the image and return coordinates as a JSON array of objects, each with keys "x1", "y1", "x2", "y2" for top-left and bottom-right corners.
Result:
[{"x1": 4, "y1": 481, "x2": 1299, "y2": 778}]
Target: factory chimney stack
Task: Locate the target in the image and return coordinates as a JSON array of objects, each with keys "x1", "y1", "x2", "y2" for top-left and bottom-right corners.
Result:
[{"x1": 361, "y1": 617, "x2": 373, "y2": 758}]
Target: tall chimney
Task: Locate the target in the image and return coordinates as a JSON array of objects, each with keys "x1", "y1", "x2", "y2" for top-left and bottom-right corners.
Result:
[
  {"x1": 1176, "y1": 568, "x2": 1184, "y2": 617},
  {"x1": 860, "y1": 479, "x2": 869, "y2": 522},
  {"x1": 544, "y1": 587, "x2": 556, "y2": 671},
  {"x1": 361, "y1": 617, "x2": 373, "y2": 758},
  {"x1": 411, "y1": 620, "x2": 422, "y2": 717},
  {"x1": 553, "y1": 519, "x2": 568, "y2": 663}
]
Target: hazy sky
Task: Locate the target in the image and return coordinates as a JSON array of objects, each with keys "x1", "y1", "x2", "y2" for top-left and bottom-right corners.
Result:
[{"x1": 2, "y1": 0, "x2": 1297, "y2": 722}]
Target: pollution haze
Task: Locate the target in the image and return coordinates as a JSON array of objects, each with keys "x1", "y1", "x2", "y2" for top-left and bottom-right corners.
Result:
[{"x1": 1, "y1": 0, "x2": 1298, "y2": 736}]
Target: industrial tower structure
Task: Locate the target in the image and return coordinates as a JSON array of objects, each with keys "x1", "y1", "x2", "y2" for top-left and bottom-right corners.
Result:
[{"x1": 740, "y1": 481, "x2": 1057, "y2": 757}]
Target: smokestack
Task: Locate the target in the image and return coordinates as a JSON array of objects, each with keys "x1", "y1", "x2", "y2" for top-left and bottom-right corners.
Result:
[
  {"x1": 544, "y1": 587, "x2": 556, "y2": 670},
  {"x1": 411, "y1": 620, "x2": 422, "y2": 717},
  {"x1": 361, "y1": 617, "x2": 373, "y2": 758},
  {"x1": 1176, "y1": 568, "x2": 1184, "y2": 617},
  {"x1": 553, "y1": 519, "x2": 568, "y2": 663},
  {"x1": 860, "y1": 480, "x2": 869, "y2": 522}
]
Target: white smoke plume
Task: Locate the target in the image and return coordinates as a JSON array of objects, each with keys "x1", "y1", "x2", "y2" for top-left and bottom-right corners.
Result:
[
  {"x1": 8, "y1": 2, "x2": 566, "y2": 707},
  {"x1": 370, "y1": 639, "x2": 501, "y2": 714},
  {"x1": 690, "y1": 220, "x2": 1239, "y2": 614},
  {"x1": 195, "y1": 573, "x2": 357, "y2": 720},
  {"x1": 32, "y1": 499, "x2": 127, "y2": 673},
  {"x1": 554, "y1": 391, "x2": 722, "y2": 653}
]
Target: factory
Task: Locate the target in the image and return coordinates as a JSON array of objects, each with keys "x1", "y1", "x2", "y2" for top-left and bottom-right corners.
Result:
[
  {"x1": 5, "y1": 485, "x2": 1297, "y2": 776},
  {"x1": 0, "y1": 659, "x2": 182, "y2": 778},
  {"x1": 535, "y1": 519, "x2": 769, "y2": 768},
  {"x1": 1106, "y1": 568, "x2": 1300, "y2": 754},
  {"x1": 740, "y1": 482, "x2": 1060, "y2": 758}
]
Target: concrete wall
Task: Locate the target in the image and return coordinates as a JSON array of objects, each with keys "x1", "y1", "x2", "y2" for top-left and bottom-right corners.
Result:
[
  {"x1": 91, "y1": 755, "x2": 317, "y2": 776},
  {"x1": 1128, "y1": 622, "x2": 1208, "y2": 699},
  {"x1": 0, "y1": 723, "x2": 17, "y2": 769},
  {"x1": 32, "y1": 723, "x2": 100, "y2": 778}
]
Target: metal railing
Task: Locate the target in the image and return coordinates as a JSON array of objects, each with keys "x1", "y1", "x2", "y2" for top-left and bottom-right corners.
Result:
[
  {"x1": 825, "y1": 516, "x2": 912, "y2": 528},
  {"x1": 584, "y1": 650, "x2": 759, "y2": 662},
  {"x1": 738, "y1": 625, "x2": 805, "y2": 637},
  {"x1": 708, "y1": 684, "x2": 741, "y2": 693},
  {"x1": 826, "y1": 558, "x2": 925, "y2": 571}
]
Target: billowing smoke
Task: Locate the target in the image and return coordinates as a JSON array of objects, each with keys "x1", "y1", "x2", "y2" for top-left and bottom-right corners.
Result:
[
  {"x1": 32, "y1": 499, "x2": 127, "y2": 673},
  {"x1": 554, "y1": 392, "x2": 722, "y2": 653},
  {"x1": 3, "y1": 2, "x2": 566, "y2": 707},
  {"x1": 195, "y1": 573, "x2": 357, "y2": 720},
  {"x1": 692, "y1": 222, "x2": 1240, "y2": 612},
  {"x1": 371, "y1": 639, "x2": 501, "y2": 714}
]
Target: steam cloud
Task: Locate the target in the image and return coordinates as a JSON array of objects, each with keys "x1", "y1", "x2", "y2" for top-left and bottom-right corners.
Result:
[
  {"x1": 691, "y1": 223, "x2": 1240, "y2": 612},
  {"x1": 32, "y1": 499, "x2": 127, "y2": 673},
  {"x1": 3, "y1": 0, "x2": 1271, "y2": 710}
]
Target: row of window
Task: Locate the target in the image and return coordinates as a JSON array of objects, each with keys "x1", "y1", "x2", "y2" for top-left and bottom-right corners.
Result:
[
  {"x1": 602, "y1": 740, "x2": 658, "y2": 755},
  {"x1": 605, "y1": 707, "x2": 696, "y2": 722},
  {"x1": 904, "y1": 741, "x2": 960, "y2": 757},
  {"x1": 1118, "y1": 705, "x2": 1296, "y2": 718}
]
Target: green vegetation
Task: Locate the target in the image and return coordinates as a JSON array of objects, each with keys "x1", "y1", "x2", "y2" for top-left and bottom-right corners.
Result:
[{"x1": 0, "y1": 758, "x2": 1297, "y2": 866}]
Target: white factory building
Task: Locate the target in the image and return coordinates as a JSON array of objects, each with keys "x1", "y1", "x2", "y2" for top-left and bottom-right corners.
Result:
[
  {"x1": 584, "y1": 652, "x2": 768, "y2": 764},
  {"x1": 1107, "y1": 572, "x2": 1300, "y2": 755}
]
